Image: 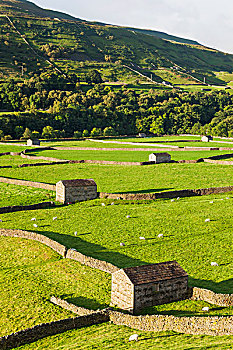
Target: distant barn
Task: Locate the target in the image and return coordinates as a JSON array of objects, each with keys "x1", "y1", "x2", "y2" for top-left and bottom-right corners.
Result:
[
  {"x1": 201, "y1": 135, "x2": 213, "y2": 142},
  {"x1": 149, "y1": 153, "x2": 171, "y2": 163},
  {"x1": 27, "y1": 139, "x2": 40, "y2": 146},
  {"x1": 111, "y1": 261, "x2": 188, "y2": 314},
  {"x1": 56, "y1": 179, "x2": 97, "y2": 204}
]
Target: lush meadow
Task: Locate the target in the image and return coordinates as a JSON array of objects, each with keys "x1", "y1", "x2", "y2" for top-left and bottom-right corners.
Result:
[{"x1": 1, "y1": 162, "x2": 233, "y2": 193}]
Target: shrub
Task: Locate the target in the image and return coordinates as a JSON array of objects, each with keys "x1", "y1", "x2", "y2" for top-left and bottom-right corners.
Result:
[
  {"x1": 90, "y1": 128, "x2": 102, "y2": 137},
  {"x1": 82, "y1": 129, "x2": 89, "y2": 138},
  {"x1": 103, "y1": 126, "x2": 117, "y2": 136},
  {"x1": 74, "y1": 131, "x2": 82, "y2": 138}
]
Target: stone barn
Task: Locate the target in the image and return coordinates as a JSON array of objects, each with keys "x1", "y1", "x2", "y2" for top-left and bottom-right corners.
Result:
[
  {"x1": 111, "y1": 261, "x2": 188, "y2": 314},
  {"x1": 201, "y1": 135, "x2": 213, "y2": 142},
  {"x1": 27, "y1": 139, "x2": 40, "y2": 146},
  {"x1": 149, "y1": 153, "x2": 171, "y2": 163},
  {"x1": 56, "y1": 179, "x2": 97, "y2": 204}
]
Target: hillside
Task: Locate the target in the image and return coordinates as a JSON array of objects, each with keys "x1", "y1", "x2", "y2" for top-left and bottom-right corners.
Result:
[{"x1": 0, "y1": 0, "x2": 232, "y2": 86}]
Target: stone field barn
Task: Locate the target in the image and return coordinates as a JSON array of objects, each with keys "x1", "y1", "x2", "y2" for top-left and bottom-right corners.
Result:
[
  {"x1": 149, "y1": 153, "x2": 171, "y2": 163},
  {"x1": 111, "y1": 261, "x2": 188, "y2": 314},
  {"x1": 56, "y1": 179, "x2": 97, "y2": 204}
]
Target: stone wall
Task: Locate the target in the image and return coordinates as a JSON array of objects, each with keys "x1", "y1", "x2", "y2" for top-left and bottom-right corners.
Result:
[
  {"x1": 0, "y1": 229, "x2": 67, "y2": 257},
  {"x1": 0, "y1": 312, "x2": 109, "y2": 350},
  {"x1": 100, "y1": 185, "x2": 233, "y2": 201},
  {"x1": 0, "y1": 201, "x2": 54, "y2": 214},
  {"x1": 50, "y1": 296, "x2": 95, "y2": 316},
  {"x1": 191, "y1": 287, "x2": 233, "y2": 307},
  {"x1": 0, "y1": 229, "x2": 119, "y2": 274},
  {"x1": 111, "y1": 270, "x2": 134, "y2": 313},
  {"x1": 0, "y1": 177, "x2": 56, "y2": 191},
  {"x1": 66, "y1": 248, "x2": 118, "y2": 274},
  {"x1": 109, "y1": 310, "x2": 233, "y2": 336},
  {"x1": 134, "y1": 277, "x2": 188, "y2": 313}
]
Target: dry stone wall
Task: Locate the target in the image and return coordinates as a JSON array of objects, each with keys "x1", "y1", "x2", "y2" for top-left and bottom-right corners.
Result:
[
  {"x1": 100, "y1": 185, "x2": 233, "y2": 200},
  {"x1": 0, "y1": 312, "x2": 109, "y2": 350},
  {"x1": 0, "y1": 229, "x2": 67, "y2": 257},
  {"x1": 66, "y1": 248, "x2": 118, "y2": 273},
  {"x1": 50, "y1": 296, "x2": 95, "y2": 316},
  {"x1": 109, "y1": 311, "x2": 233, "y2": 336},
  {"x1": 191, "y1": 287, "x2": 233, "y2": 307},
  {"x1": 0, "y1": 177, "x2": 56, "y2": 191},
  {"x1": 0, "y1": 201, "x2": 54, "y2": 214}
]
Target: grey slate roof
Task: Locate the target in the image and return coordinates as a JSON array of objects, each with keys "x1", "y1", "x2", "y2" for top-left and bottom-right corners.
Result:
[
  {"x1": 59, "y1": 179, "x2": 96, "y2": 187},
  {"x1": 123, "y1": 261, "x2": 188, "y2": 285}
]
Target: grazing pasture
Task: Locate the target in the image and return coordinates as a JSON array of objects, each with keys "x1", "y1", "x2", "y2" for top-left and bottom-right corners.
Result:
[{"x1": 1, "y1": 162, "x2": 233, "y2": 194}]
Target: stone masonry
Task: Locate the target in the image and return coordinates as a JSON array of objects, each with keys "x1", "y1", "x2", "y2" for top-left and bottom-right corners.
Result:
[
  {"x1": 149, "y1": 153, "x2": 171, "y2": 163},
  {"x1": 56, "y1": 179, "x2": 97, "y2": 204},
  {"x1": 111, "y1": 261, "x2": 188, "y2": 314}
]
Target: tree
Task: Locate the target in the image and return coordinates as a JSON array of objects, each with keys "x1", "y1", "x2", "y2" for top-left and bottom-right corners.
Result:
[
  {"x1": 14, "y1": 126, "x2": 24, "y2": 139},
  {"x1": 42, "y1": 126, "x2": 55, "y2": 139},
  {"x1": 23, "y1": 127, "x2": 32, "y2": 140},
  {"x1": 85, "y1": 70, "x2": 102, "y2": 84},
  {"x1": 31, "y1": 131, "x2": 40, "y2": 140},
  {"x1": 103, "y1": 126, "x2": 116, "y2": 136},
  {"x1": 82, "y1": 129, "x2": 89, "y2": 138},
  {"x1": 74, "y1": 130, "x2": 82, "y2": 138},
  {"x1": 0, "y1": 130, "x2": 4, "y2": 140},
  {"x1": 90, "y1": 128, "x2": 102, "y2": 137}
]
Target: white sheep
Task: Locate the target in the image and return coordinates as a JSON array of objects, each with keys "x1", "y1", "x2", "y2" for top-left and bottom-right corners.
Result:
[
  {"x1": 101, "y1": 203, "x2": 105, "y2": 207},
  {"x1": 202, "y1": 307, "x2": 209, "y2": 312},
  {"x1": 158, "y1": 234, "x2": 164, "y2": 238},
  {"x1": 126, "y1": 215, "x2": 131, "y2": 218},
  {"x1": 139, "y1": 236, "x2": 145, "y2": 240},
  {"x1": 33, "y1": 224, "x2": 38, "y2": 228},
  {"x1": 31, "y1": 218, "x2": 36, "y2": 221},
  {"x1": 129, "y1": 334, "x2": 138, "y2": 342},
  {"x1": 205, "y1": 218, "x2": 210, "y2": 222},
  {"x1": 53, "y1": 217, "x2": 57, "y2": 221},
  {"x1": 120, "y1": 242, "x2": 125, "y2": 247},
  {"x1": 74, "y1": 231, "x2": 77, "y2": 236},
  {"x1": 211, "y1": 262, "x2": 218, "y2": 266}
]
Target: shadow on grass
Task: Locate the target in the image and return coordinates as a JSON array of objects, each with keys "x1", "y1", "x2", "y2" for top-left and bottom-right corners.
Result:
[
  {"x1": 37, "y1": 230, "x2": 148, "y2": 269},
  {"x1": 64, "y1": 295, "x2": 109, "y2": 311},
  {"x1": 112, "y1": 188, "x2": 174, "y2": 194},
  {"x1": 189, "y1": 277, "x2": 233, "y2": 294}
]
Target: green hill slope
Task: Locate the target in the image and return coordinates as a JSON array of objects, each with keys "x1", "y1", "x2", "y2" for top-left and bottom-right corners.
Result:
[{"x1": 0, "y1": 0, "x2": 232, "y2": 86}]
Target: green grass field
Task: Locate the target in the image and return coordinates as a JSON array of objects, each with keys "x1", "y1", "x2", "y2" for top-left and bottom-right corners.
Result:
[
  {"x1": 0, "y1": 194, "x2": 232, "y2": 294},
  {"x1": 0, "y1": 236, "x2": 111, "y2": 337},
  {"x1": 0, "y1": 155, "x2": 49, "y2": 167},
  {"x1": 0, "y1": 193, "x2": 233, "y2": 346},
  {"x1": 0, "y1": 183, "x2": 55, "y2": 207},
  {"x1": 1, "y1": 162, "x2": 233, "y2": 193},
  {"x1": 29, "y1": 149, "x2": 231, "y2": 162},
  {"x1": 16, "y1": 323, "x2": 233, "y2": 350}
]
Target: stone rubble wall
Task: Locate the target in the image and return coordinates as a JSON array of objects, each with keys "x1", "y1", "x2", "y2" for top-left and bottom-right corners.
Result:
[
  {"x1": 50, "y1": 296, "x2": 95, "y2": 316},
  {"x1": 66, "y1": 248, "x2": 119, "y2": 274},
  {"x1": 0, "y1": 177, "x2": 56, "y2": 191},
  {"x1": 0, "y1": 201, "x2": 54, "y2": 214},
  {"x1": 0, "y1": 229, "x2": 119, "y2": 274},
  {"x1": 0, "y1": 229, "x2": 67, "y2": 257},
  {"x1": 109, "y1": 310, "x2": 233, "y2": 336},
  {"x1": 191, "y1": 287, "x2": 233, "y2": 307},
  {"x1": 100, "y1": 185, "x2": 233, "y2": 200},
  {"x1": 0, "y1": 311, "x2": 109, "y2": 350}
]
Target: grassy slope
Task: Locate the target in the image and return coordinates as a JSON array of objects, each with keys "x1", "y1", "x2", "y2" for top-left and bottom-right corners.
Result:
[
  {"x1": 0, "y1": 154, "x2": 49, "y2": 166},
  {"x1": 29, "y1": 149, "x2": 231, "y2": 162},
  {"x1": 1, "y1": 162, "x2": 233, "y2": 193},
  {"x1": 16, "y1": 323, "x2": 233, "y2": 350},
  {"x1": 0, "y1": 236, "x2": 111, "y2": 336},
  {"x1": 0, "y1": 182, "x2": 55, "y2": 206},
  {"x1": 0, "y1": 195, "x2": 233, "y2": 294}
]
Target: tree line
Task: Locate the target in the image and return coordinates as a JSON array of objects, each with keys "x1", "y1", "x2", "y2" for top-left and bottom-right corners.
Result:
[{"x1": 0, "y1": 70, "x2": 233, "y2": 140}]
